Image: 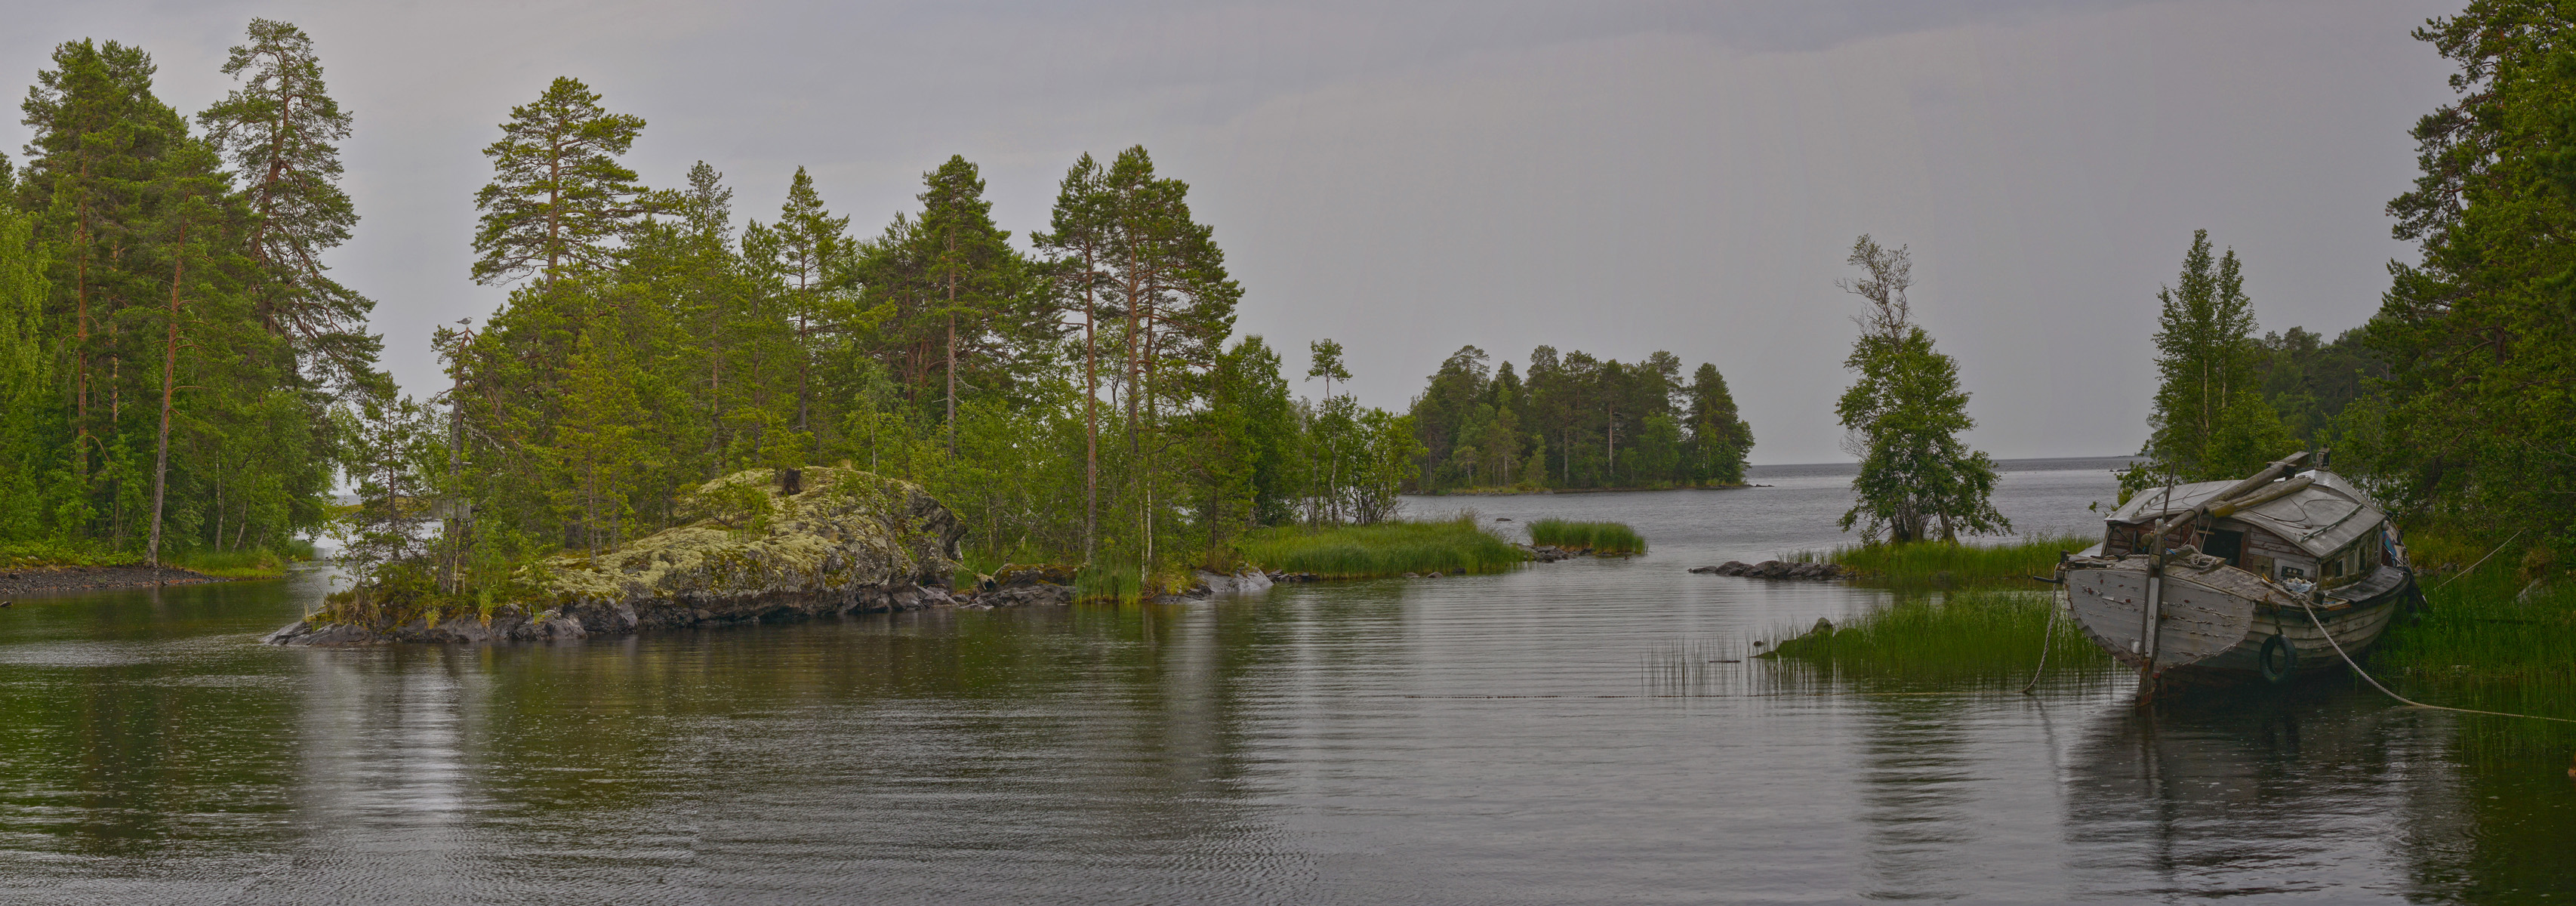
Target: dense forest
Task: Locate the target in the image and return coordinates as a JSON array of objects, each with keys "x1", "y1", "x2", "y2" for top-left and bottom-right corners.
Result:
[{"x1": 0, "y1": 20, "x2": 1752, "y2": 596}]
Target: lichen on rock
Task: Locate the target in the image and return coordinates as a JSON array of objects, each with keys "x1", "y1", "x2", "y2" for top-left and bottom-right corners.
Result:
[{"x1": 267, "y1": 467, "x2": 975, "y2": 646}]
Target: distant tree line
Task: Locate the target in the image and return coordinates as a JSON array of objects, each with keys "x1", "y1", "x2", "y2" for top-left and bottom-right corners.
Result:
[{"x1": 1402, "y1": 345, "x2": 1752, "y2": 492}]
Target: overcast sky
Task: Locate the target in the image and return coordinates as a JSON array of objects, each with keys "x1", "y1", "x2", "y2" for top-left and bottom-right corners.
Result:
[{"x1": 5, "y1": 0, "x2": 2460, "y2": 464}]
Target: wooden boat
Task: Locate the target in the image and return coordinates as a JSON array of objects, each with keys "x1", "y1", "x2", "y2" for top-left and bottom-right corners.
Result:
[{"x1": 2056, "y1": 451, "x2": 2417, "y2": 688}]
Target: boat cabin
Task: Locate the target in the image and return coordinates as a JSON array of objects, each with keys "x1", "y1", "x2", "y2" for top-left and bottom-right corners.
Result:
[{"x1": 2099, "y1": 470, "x2": 2395, "y2": 590}]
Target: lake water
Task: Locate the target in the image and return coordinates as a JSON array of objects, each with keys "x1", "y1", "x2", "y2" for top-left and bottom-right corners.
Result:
[{"x1": 2, "y1": 457, "x2": 2569, "y2": 904}]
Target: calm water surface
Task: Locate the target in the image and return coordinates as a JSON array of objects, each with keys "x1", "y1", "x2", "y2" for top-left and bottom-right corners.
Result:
[{"x1": 3, "y1": 458, "x2": 2569, "y2": 904}]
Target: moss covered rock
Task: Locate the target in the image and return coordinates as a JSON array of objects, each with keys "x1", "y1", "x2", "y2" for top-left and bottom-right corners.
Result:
[{"x1": 267, "y1": 467, "x2": 968, "y2": 646}]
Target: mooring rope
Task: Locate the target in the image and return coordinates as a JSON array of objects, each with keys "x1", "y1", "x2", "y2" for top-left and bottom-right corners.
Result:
[
  {"x1": 2020, "y1": 595, "x2": 2060, "y2": 695},
  {"x1": 2431, "y1": 528, "x2": 2524, "y2": 591},
  {"x1": 2297, "y1": 594, "x2": 2576, "y2": 725}
]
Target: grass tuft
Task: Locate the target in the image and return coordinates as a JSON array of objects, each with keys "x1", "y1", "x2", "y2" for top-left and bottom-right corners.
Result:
[
  {"x1": 1526, "y1": 519, "x2": 1647, "y2": 554},
  {"x1": 1793, "y1": 532, "x2": 2094, "y2": 589},
  {"x1": 168, "y1": 547, "x2": 292, "y2": 579},
  {"x1": 1758, "y1": 590, "x2": 2115, "y2": 689},
  {"x1": 1237, "y1": 517, "x2": 1527, "y2": 579}
]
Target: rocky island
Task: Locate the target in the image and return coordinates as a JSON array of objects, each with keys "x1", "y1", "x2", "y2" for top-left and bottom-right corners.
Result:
[{"x1": 267, "y1": 467, "x2": 1006, "y2": 646}]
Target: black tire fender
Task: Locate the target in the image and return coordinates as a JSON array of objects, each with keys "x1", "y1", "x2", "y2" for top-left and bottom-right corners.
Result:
[{"x1": 2260, "y1": 633, "x2": 2298, "y2": 684}]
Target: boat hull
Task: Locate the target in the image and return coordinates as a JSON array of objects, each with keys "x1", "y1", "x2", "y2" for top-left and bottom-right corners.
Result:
[{"x1": 2063, "y1": 557, "x2": 2413, "y2": 686}]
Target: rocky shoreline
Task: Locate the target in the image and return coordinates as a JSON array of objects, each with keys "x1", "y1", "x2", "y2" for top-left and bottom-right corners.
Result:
[
  {"x1": 1688, "y1": 560, "x2": 1854, "y2": 581},
  {"x1": 0, "y1": 565, "x2": 226, "y2": 597}
]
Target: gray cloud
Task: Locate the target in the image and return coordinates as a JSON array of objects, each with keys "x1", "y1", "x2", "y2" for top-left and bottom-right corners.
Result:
[{"x1": 4, "y1": 0, "x2": 2456, "y2": 463}]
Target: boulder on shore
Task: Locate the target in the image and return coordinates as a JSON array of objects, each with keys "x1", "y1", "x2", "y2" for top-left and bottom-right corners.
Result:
[
  {"x1": 266, "y1": 467, "x2": 983, "y2": 646},
  {"x1": 1687, "y1": 559, "x2": 1853, "y2": 581}
]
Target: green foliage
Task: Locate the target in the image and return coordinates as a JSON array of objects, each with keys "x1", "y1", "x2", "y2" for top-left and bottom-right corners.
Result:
[
  {"x1": 1236, "y1": 518, "x2": 1526, "y2": 578},
  {"x1": 2255, "y1": 326, "x2": 2385, "y2": 445},
  {"x1": 196, "y1": 18, "x2": 376, "y2": 389},
  {"x1": 1525, "y1": 519, "x2": 1646, "y2": 554},
  {"x1": 1407, "y1": 344, "x2": 1752, "y2": 492},
  {"x1": 4, "y1": 29, "x2": 345, "y2": 560},
  {"x1": 2142, "y1": 230, "x2": 2300, "y2": 482},
  {"x1": 1833, "y1": 236, "x2": 2007, "y2": 543},
  {"x1": 2353, "y1": 1, "x2": 2576, "y2": 570},
  {"x1": 1758, "y1": 590, "x2": 2116, "y2": 688},
  {"x1": 1795, "y1": 532, "x2": 2095, "y2": 588}
]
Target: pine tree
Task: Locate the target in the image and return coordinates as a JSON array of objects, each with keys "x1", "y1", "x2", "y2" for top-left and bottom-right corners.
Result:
[
  {"x1": 146, "y1": 138, "x2": 243, "y2": 569},
  {"x1": 18, "y1": 39, "x2": 184, "y2": 504},
  {"x1": 1034, "y1": 153, "x2": 1113, "y2": 562},
  {"x1": 916, "y1": 156, "x2": 1018, "y2": 455},
  {"x1": 470, "y1": 77, "x2": 649, "y2": 291},
  {"x1": 196, "y1": 18, "x2": 376, "y2": 388},
  {"x1": 1684, "y1": 362, "x2": 1752, "y2": 485},
  {"x1": 2139, "y1": 230, "x2": 2295, "y2": 484},
  {"x1": 743, "y1": 166, "x2": 848, "y2": 452}
]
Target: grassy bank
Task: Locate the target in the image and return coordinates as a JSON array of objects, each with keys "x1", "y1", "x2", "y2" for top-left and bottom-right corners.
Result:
[
  {"x1": 1758, "y1": 590, "x2": 2115, "y2": 688},
  {"x1": 1236, "y1": 517, "x2": 1526, "y2": 579},
  {"x1": 2, "y1": 539, "x2": 311, "y2": 578},
  {"x1": 1792, "y1": 532, "x2": 2094, "y2": 588},
  {"x1": 2369, "y1": 568, "x2": 2576, "y2": 751},
  {"x1": 1527, "y1": 519, "x2": 1647, "y2": 554},
  {"x1": 2377, "y1": 569, "x2": 2576, "y2": 687}
]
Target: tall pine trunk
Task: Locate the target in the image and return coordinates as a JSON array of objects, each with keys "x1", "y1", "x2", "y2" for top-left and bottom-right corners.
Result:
[{"x1": 149, "y1": 223, "x2": 187, "y2": 572}]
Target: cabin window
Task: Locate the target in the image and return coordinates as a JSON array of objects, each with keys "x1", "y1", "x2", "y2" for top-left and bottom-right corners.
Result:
[{"x1": 2201, "y1": 529, "x2": 2245, "y2": 565}]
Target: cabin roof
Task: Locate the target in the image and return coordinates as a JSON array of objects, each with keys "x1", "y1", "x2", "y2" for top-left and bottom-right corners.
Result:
[{"x1": 2106, "y1": 470, "x2": 2383, "y2": 558}]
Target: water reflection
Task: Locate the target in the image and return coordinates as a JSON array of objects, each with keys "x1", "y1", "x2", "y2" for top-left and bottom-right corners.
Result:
[{"x1": 0, "y1": 460, "x2": 2568, "y2": 902}]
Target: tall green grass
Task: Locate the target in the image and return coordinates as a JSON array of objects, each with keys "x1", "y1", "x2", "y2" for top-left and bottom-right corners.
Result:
[
  {"x1": 2377, "y1": 569, "x2": 2576, "y2": 686},
  {"x1": 2, "y1": 539, "x2": 312, "y2": 577},
  {"x1": 168, "y1": 547, "x2": 293, "y2": 579},
  {"x1": 1526, "y1": 519, "x2": 1647, "y2": 554},
  {"x1": 0, "y1": 539, "x2": 139, "y2": 569},
  {"x1": 1758, "y1": 590, "x2": 2115, "y2": 689},
  {"x1": 1237, "y1": 517, "x2": 1527, "y2": 578},
  {"x1": 1074, "y1": 559, "x2": 1146, "y2": 603},
  {"x1": 2371, "y1": 569, "x2": 2576, "y2": 750},
  {"x1": 1792, "y1": 532, "x2": 2094, "y2": 588}
]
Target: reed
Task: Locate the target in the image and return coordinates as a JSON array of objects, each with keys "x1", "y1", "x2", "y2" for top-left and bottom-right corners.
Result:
[
  {"x1": 1792, "y1": 532, "x2": 2094, "y2": 588},
  {"x1": 168, "y1": 547, "x2": 292, "y2": 579},
  {"x1": 1526, "y1": 519, "x2": 1647, "y2": 554},
  {"x1": 1758, "y1": 590, "x2": 2115, "y2": 688},
  {"x1": 1073, "y1": 559, "x2": 1146, "y2": 603},
  {"x1": 2376, "y1": 569, "x2": 2576, "y2": 686},
  {"x1": 1237, "y1": 517, "x2": 1527, "y2": 578}
]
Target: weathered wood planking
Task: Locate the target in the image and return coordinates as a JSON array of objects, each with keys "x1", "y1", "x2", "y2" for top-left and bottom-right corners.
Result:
[{"x1": 2066, "y1": 561, "x2": 2258, "y2": 670}]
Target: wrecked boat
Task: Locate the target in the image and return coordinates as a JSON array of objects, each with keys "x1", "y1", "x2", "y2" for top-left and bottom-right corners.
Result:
[{"x1": 2057, "y1": 451, "x2": 2417, "y2": 687}]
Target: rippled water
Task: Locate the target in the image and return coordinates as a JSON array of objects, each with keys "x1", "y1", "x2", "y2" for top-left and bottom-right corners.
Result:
[{"x1": 2, "y1": 458, "x2": 2569, "y2": 904}]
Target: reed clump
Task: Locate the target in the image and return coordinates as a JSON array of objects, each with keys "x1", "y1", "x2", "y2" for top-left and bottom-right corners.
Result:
[
  {"x1": 1237, "y1": 517, "x2": 1526, "y2": 579},
  {"x1": 2377, "y1": 569, "x2": 2576, "y2": 686},
  {"x1": 1792, "y1": 532, "x2": 2093, "y2": 588},
  {"x1": 168, "y1": 547, "x2": 294, "y2": 579},
  {"x1": 1758, "y1": 590, "x2": 2114, "y2": 688},
  {"x1": 1527, "y1": 519, "x2": 1647, "y2": 555}
]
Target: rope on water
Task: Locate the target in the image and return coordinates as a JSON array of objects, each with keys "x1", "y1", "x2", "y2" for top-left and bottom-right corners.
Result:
[
  {"x1": 2297, "y1": 594, "x2": 2576, "y2": 725},
  {"x1": 2433, "y1": 528, "x2": 2523, "y2": 590}
]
